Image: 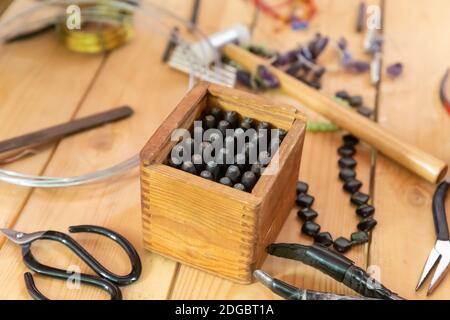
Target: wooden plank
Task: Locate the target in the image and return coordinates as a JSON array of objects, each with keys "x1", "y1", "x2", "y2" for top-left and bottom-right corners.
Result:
[
  {"x1": 0, "y1": 0, "x2": 194, "y2": 299},
  {"x1": 171, "y1": 0, "x2": 380, "y2": 299},
  {"x1": 0, "y1": 0, "x2": 105, "y2": 246},
  {"x1": 0, "y1": 0, "x2": 13, "y2": 17},
  {"x1": 370, "y1": 0, "x2": 450, "y2": 300}
]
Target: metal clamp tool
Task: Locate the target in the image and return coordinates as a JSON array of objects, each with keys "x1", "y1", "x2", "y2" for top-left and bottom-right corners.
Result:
[{"x1": 417, "y1": 179, "x2": 450, "y2": 295}]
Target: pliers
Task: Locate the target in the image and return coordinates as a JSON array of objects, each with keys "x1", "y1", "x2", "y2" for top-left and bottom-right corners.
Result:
[{"x1": 417, "y1": 179, "x2": 450, "y2": 295}]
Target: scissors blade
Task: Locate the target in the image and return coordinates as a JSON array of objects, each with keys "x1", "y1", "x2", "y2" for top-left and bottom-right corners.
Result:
[
  {"x1": 416, "y1": 246, "x2": 441, "y2": 291},
  {"x1": 0, "y1": 228, "x2": 45, "y2": 245}
]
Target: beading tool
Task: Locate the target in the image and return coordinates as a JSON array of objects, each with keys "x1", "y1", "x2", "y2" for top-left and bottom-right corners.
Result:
[
  {"x1": 416, "y1": 178, "x2": 450, "y2": 295},
  {"x1": 267, "y1": 243, "x2": 404, "y2": 300}
]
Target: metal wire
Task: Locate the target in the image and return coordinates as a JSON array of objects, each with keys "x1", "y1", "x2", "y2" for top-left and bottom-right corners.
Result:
[{"x1": 0, "y1": 0, "x2": 219, "y2": 187}]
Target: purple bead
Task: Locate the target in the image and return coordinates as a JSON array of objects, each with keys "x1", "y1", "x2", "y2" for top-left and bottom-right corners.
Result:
[
  {"x1": 236, "y1": 70, "x2": 252, "y2": 88},
  {"x1": 343, "y1": 60, "x2": 370, "y2": 73},
  {"x1": 387, "y1": 63, "x2": 403, "y2": 78},
  {"x1": 257, "y1": 65, "x2": 280, "y2": 89},
  {"x1": 338, "y1": 37, "x2": 348, "y2": 51}
]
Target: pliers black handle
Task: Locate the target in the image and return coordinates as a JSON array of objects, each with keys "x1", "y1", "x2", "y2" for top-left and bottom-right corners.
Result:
[{"x1": 433, "y1": 181, "x2": 450, "y2": 241}]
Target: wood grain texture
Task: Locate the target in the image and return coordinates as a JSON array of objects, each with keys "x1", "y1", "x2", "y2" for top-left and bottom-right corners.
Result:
[
  {"x1": 0, "y1": 0, "x2": 13, "y2": 17},
  {"x1": 1, "y1": 0, "x2": 449, "y2": 301},
  {"x1": 140, "y1": 83, "x2": 306, "y2": 283},
  {"x1": 0, "y1": 0, "x2": 192, "y2": 299},
  {"x1": 370, "y1": 0, "x2": 450, "y2": 300},
  {"x1": 0, "y1": 0, "x2": 105, "y2": 246}
]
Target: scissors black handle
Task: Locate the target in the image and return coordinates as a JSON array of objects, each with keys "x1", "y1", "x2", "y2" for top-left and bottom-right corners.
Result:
[
  {"x1": 432, "y1": 181, "x2": 450, "y2": 241},
  {"x1": 22, "y1": 225, "x2": 142, "y2": 300}
]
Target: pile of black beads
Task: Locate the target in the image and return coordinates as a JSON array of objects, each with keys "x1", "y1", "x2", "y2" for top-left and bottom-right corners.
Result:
[
  {"x1": 167, "y1": 107, "x2": 287, "y2": 193},
  {"x1": 296, "y1": 133, "x2": 378, "y2": 253},
  {"x1": 335, "y1": 90, "x2": 374, "y2": 119}
]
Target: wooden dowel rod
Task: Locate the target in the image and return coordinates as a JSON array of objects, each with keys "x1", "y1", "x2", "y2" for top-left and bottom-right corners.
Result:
[
  {"x1": 222, "y1": 44, "x2": 448, "y2": 184},
  {"x1": 0, "y1": 106, "x2": 134, "y2": 156}
]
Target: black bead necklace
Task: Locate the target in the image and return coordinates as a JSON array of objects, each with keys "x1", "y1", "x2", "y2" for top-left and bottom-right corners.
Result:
[{"x1": 295, "y1": 133, "x2": 378, "y2": 253}]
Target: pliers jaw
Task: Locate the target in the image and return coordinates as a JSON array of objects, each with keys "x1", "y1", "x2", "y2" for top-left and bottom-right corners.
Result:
[{"x1": 416, "y1": 240, "x2": 450, "y2": 295}]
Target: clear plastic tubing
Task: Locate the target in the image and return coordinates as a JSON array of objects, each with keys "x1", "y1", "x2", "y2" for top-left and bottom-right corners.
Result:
[{"x1": 0, "y1": 0, "x2": 217, "y2": 188}]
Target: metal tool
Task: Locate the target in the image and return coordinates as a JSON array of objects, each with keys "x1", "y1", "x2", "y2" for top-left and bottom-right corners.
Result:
[
  {"x1": 416, "y1": 178, "x2": 450, "y2": 295},
  {"x1": 189, "y1": 0, "x2": 201, "y2": 31},
  {"x1": 0, "y1": 106, "x2": 134, "y2": 164},
  {"x1": 254, "y1": 270, "x2": 376, "y2": 300},
  {"x1": 267, "y1": 243, "x2": 404, "y2": 300},
  {"x1": 0, "y1": 225, "x2": 142, "y2": 300},
  {"x1": 167, "y1": 24, "x2": 251, "y2": 87}
]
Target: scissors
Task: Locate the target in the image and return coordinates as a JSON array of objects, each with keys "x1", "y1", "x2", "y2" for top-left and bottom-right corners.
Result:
[{"x1": 0, "y1": 225, "x2": 142, "y2": 300}]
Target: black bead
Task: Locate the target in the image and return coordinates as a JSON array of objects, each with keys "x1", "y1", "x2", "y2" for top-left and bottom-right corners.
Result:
[
  {"x1": 224, "y1": 111, "x2": 239, "y2": 128},
  {"x1": 296, "y1": 181, "x2": 309, "y2": 195},
  {"x1": 351, "y1": 231, "x2": 369, "y2": 244},
  {"x1": 356, "y1": 204, "x2": 375, "y2": 218},
  {"x1": 241, "y1": 171, "x2": 257, "y2": 191},
  {"x1": 233, "y1": 183, "x2": 246, "y2": 191},
  {"x1": 225, "y1": 165, "x2": 241, "y2": 183},
  {"x1": 335, "y1": 90, "x2": 350, "y2": 101},
  {"x1": 218, "y1": 120, "x2": 231, "y2": 136},
  {"x1": 343, "y1": 179, "x2": 362, "y2": 193},
  {"x1": 351, "y1": 192, "x2": 370, "y2": 205},
  {"x1": 240, "y1": 117, "x2": 254, "y2": 130},
  {"x1": 210, "y1": 107, "x2": 223, "y2": 121},
  {"x1": 219, "y1": 176, "x2": 233, "y2": 187},
  {"x1": 338, "y1": 157, "x2": 357, "y2": 169},
  {"x1": 342, "y1": 134, "x2": 359, "y2": 147},
  {"x1": 297, "y1": 208, "x2": 318, "y2": 221},
  {"x1": 358, "y1": 106, "x2": 373, "y2": 118},
  {"x1": 251, "y1": 162, "x2": 265, "y2": 177},
  {"x1": 339, "y1": 168, "x2": 356, "y2": 182},
  {"x1": 257, "y1": 121, "x2": 270, "y2": 132},
  {"x1": 333, "y1": 237, "x2": 353, "y2": 253},
  {"x1": 357, "y1": 218, "x2": 377, "y2": 232},
  {"x1": 181, "y1": 161, "x2": 197, "y2": 175},
  {"x1": 349, "y1": 95, "x2": 363, "y2": 107},
  {"x1": 314, "y1": 232, "x2": 333, "y2": 247},
  {"x1": 192, "y1": 154, "x2": 205, "y2": 173},
  {"x1": 302, "y1": 221, "x2": 321, "y2": 237},
  {"x1": 200, "y1": 170, "x2": 214, "y2": 181},
  {"x1": 204, "y1": 115, "x2": 216, "y2": 129},
  {"x1": 206, "y1": 161, "x2": 220, "y2": 180},
  {"x1": 338, "y1": 145, "x2": 356, "y2": 157},
  {"x1": 296, "y1": 194, "x2": 315, "y2": 208}
]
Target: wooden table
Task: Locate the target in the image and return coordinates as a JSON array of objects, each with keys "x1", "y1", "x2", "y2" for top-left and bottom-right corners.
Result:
[{"x1": 0, "y1": 0, "x2": 449, "y2": 300}]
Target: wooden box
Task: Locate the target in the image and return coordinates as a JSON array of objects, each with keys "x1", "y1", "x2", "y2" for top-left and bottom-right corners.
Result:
[{"x1": 140, "y1": 82, "x2": 306, "y2": 284}]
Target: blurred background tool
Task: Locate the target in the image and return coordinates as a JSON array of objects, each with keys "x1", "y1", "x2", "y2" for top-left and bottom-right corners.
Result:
[
  {"x1": 188, "y1": 0, "x2": 201, "y2": 31},
  {"x1": 254, "y1": 270, "x2": 376, "y2": 300},
  {"x1": 0, "y1": 106, "x2": 133, "y2": 164},
  {"x1": 166, "y1": 25, "x2": 252, "y2": 87}
]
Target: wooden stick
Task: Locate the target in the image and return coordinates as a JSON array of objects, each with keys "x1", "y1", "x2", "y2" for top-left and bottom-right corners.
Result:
[
  {"x1": 0, "y1": 106, "x2": 134, "y2": 160},
  {"x1": 222, "y1": 43, "x2": 448, "y2": 184}
]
